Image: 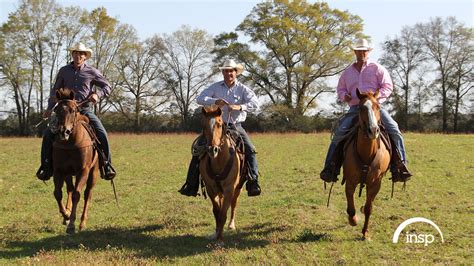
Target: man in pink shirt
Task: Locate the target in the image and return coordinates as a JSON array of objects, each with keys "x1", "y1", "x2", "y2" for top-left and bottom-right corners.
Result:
[{"x1": 320, "y1": 38, "x2": 412, "y2": 183}]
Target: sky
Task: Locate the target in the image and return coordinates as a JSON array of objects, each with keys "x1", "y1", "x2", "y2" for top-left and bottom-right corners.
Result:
[
  {"x1": 0, "y1": 0, "x2": 472, "y2": 113},
  {"x1": 1, "y1": 0, "x2": 472, "y2": 61}
]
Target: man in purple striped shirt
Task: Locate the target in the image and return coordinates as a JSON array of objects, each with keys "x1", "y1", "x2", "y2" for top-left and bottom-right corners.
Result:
[
  {"x1": 320, "y1": 39, "x2": 412, "y2": 183},
  {"x1": 36, "y1": 42, "x2": 116, "y2": 181}
]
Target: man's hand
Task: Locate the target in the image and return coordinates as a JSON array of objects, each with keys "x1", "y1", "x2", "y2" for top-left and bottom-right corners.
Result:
[
  {"x1": 344, "y1": 93, "x2": 352, "y2": 102},
  {"x1": 43, "y1": 110, "x2": 52, "y2": 119},
  {"x1": 228, "y1": 104, "x2": 241, "y2": 111},
  {"x1": 215, "y1": 99, "x2": 228, "y2": 107},
  {"x1": 88, "y1": 93, "x2": 99, "y2": 104}
]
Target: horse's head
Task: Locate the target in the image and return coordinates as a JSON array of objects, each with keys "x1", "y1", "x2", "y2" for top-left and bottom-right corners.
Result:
[
  {"x1": 202, "y1": 106, "x2": 225, "y2": 158},
  {"x1": 356, "y1": 88, "x2": 381, "y2": 140},
  {"x1": 53, "y1": 88, "x2": 78, "y2": 141}
]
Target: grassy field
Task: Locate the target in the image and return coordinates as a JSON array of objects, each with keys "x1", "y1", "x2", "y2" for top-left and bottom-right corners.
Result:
[{"x1": 0, "y1": 133, "x2": 473, "y2": 264}]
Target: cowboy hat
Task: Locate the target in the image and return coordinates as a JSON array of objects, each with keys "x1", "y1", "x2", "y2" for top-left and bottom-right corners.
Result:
[
  {"x1": 69, "y1": 42, "x2": 92, "y2": 59},
  {"x1": 219, "y1": 59, "x2": 244, "y2": 75},
  {"x1": 352, "y1": 38, "x2": 373, "y2": 51}
]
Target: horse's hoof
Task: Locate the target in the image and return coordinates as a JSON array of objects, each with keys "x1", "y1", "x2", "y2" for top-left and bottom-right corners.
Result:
[
  {"x1": 348, "y1": 216, "x2": 358, "y2": 226},
  {"x1": 66, "y1": 226, "x2": 75, "y2": 234},
  {"x1": 362, "y1": 235, "x2": 371, "y2": 241},
  {"x1": 228, "y1": 221, "x2": 236, "y2": 230},
  {"x1": 79, "y1": 224, "x2": 86, "y2": 231},
  {"x1": 63, "y1": 218, "x2": 70, "y2": 225}
]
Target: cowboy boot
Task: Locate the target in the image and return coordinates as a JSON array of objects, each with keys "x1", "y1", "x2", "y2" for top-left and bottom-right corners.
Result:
[
  {"x1": 36, "y1": 133, "x2": 54, "y2": 181},
  {"x1": 320, "y1": 140, "x2": 345, "y2": 183},
  {"x1": 179, "y1": 156, "x2": 200, "y2": 196},
  {"x1": 390, "y1": 148, "x2": 412, "y2": 182},
  {"x1": 246, "y1": 175, "x2": 261, "y2": 197}
]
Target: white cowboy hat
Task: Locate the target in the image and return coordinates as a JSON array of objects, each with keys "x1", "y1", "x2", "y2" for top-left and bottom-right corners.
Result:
[
  {"x1": 352, "y1": 38, "x2": 373, "y2": 51},
  {"x1": 69, "y1": 42, "x2": 92, "y2": 59},
  {"x1": 219, "y1": 59, "x2": 244, "y2": 75}
]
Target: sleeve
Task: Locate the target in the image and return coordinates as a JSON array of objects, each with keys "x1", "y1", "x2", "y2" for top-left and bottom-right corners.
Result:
[
  {"x1": 336, "y1": 72, "x2": 349, "y2": 103},
  {"x1": 240, "y1": 85, "x2": 258, "y2": 112},
  {"x1": 377, "y1": 65, "x2": 393, "y2": 102},
  {"x1": 197, "y1": 85, "x2": 218, "y2": 106},
  {"x1": 47, "y1": 68, "x2": 64, "y2": 110},
  {"x1": 92, "y1": 69, "x2": 112, "y2": 99}
]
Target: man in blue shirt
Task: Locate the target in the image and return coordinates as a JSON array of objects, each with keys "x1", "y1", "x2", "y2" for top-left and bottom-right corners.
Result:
[
  {"x1": 179, "y1": 59, "x2": 262, "y2": 197},
  {"x1": 36, "y1": 42, "x2": 116, "y2": 181}
]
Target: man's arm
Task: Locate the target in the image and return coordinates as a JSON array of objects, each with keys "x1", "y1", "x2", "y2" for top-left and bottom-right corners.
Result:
[
  {"x1": 92, "y1": 69, "x2": 112, "y2": 99},
  {"x1": 377, "y1": 65, "x2": 393, "y2": 103},
  {"x1": 197, "y1": 85, "x2": 218, "y2": 106},
  {"x1": 240, "y1": 85, "x2": 258, "y2": 112}
]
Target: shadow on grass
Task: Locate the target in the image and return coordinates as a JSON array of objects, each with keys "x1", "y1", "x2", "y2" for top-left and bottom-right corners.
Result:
[{"x1": 1, "y1": 222, "x2": 274, "y2": 260}]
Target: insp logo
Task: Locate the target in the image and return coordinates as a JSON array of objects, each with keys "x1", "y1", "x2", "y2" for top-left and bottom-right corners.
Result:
[{"x1": 393, "y1": 217, "x2": 444, "y2": 246}]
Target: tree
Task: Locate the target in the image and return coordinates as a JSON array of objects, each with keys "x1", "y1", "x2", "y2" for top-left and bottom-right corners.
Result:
[
  {"x1": 161, "y1": 25, "x2": 215, "y2": 129},
  {"x1": 380, "y1": 26, "x2": 426, "y2": 130},
  {"x1": 83, "y1": 7, "x2": 137, "y2": 116},
  {"x1": 213, "y1": 0, "x2": 365, "y2": 115},
  {"x1": 113, "y1": 37, "x2": 169, "y2": 129},
  {"x1": 447, "y1": 26, "x2": 473, "y2": 132},
  {"x1": 415, "y1": 17, "x2": 471, "y2": 132}
]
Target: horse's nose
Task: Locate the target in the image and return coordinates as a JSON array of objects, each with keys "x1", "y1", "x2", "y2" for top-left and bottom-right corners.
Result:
[
  {"x1": 213, "y1": 146, "x2": 219, "y2": 154},
  {"x1": 65, "y1": 129, "x2": 72, "y2": 136}
]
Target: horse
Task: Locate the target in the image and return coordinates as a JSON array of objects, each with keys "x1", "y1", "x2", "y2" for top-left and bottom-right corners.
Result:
[
  {"x1": 343, "y1": 89, "x2": 391, "y2": 240},
  {"x1": 51, "y1": 88, "x2": 99, "y2": 234},
  {"x1": 199, "y1": 106, "x2": 243, "y2": 242}
]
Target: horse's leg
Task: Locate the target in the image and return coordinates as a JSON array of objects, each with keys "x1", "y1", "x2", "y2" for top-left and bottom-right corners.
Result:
[
  {"x1": 208, "y1": 195, "x2": 220, "y2": 240},
  {"x1": 228, "y1": 186, "x2": 241, "y2": 230},
  {"x1": 65, "y1": 176, "x2": 74, "y2": 222},
  {"x1": 67, "y1": 171, "x2": 89, "y2": 234},
  {"x1": 216, "y1": 193, "x2": 232, "y2": 242},
  {"x1": 362, "y1": 179, "x2": 381, "y2": 240},
  {"x1": 345, "y1": 180, "x2": 358, "y2": 226},
  {"x1": 53, "y1": 175, "x2": 69, "y2": 223},
  {"x1": 80, "y1": 168, "x2": 98, "y2": 231}
]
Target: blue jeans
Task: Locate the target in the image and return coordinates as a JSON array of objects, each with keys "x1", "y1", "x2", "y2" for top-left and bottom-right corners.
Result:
[
  {"x1": 40, "y1": 108, "x2": 111, "y2": 167},
  {"x1": 323, "y1": 106, "x2": 407, "y2": 172}
]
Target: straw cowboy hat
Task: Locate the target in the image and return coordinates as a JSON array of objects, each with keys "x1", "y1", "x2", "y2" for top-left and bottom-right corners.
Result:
[
  {"x1": 219, "y1": 59, "x2": 244, "y2": 75},
  {"x1": 352, "y1": 38, "x2": 373, "y2": 51},
  {"x1": 69, "y1": 42, "x2": 93, "y2": 59}
]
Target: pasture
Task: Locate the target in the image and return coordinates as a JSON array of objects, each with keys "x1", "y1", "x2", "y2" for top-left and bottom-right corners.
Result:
[{"x1": 0, "y1": 133, "x2": 473, "y2": 264}]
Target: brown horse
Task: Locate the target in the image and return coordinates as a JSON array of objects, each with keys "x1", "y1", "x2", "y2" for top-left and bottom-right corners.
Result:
[
  {"x1": 52, "y1": 88, "x2": 99, "y2": 234},
  {"x1": 343, "y1": 89, "x2": 391, "y2": 240},
  {"x1": 199, "y1": 106, "x2": 242, "y2": 242}
]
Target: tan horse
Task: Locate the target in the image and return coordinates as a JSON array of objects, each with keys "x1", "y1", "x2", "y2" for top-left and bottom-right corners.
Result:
[
  {"x1": 199, "y1": 106, "x2": 242, "y2": 242},
  {"x1": 52, "y1": 88, "x2": 99, "y2": 234},
  {"x1": 343, "y1": 89, "x2": 391, "y2": 240}
]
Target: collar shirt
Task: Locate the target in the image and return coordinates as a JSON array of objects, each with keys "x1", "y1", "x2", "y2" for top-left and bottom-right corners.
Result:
[
  {"x1": 47, "y1": 63, "x2": 112, "y2": 110},
  {"x1": 197, "y1": 80, "x2": 259, "y2": 124},
  {"x1": 336, "y1": 60, "x2": 393, "y2": 107}
]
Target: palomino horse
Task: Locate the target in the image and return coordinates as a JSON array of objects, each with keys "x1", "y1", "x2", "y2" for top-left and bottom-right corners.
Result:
[
  {"x1": 52, "y1": 88, "x2": 99, "y2": 234},
  {"x1": 343, "y1": 89, "x2": 391, "y2": 240},
  {"x1": 199, "y1": 106, "x2": 243, "y2": 242}
]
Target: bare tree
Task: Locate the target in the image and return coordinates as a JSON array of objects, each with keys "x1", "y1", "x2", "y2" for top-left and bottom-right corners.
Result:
[
  {"x1": 415, "y1": 17, "x2": 470, "y2": 132},
  {"x1": 380, "y1": 26, "x2": 427, "y2": 130},
  {"x1": 160, "y1": 25, "x2": 215, "y2": 129},
  {"x1": 112, "y1": 37, "x2": 169, "y2": 129}
]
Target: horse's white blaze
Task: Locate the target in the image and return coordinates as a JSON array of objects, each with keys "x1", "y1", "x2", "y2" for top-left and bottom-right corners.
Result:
[{"x1": 364, "y1": 100, "x2": 379, "y2": 138}]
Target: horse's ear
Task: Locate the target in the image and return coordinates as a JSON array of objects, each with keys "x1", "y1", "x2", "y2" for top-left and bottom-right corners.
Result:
[
  {"x1": 374, "y1": 88, "x2": 380, "y2": 99},
  {"x1": 55, "y1": 88, "x2": 61, "y2": 100},
  {"x1": 201, "y1": 107, "x2": 207, "y2": 115},
  {"x1": 67, "y1": 89, "x2": 75, "y2": 100},
  {"x1": 216, "y1": 107, "x2": 222, "y2": 116},
  {"x1": 356, "y1": 88, "x2": 362, "y2": 99}
]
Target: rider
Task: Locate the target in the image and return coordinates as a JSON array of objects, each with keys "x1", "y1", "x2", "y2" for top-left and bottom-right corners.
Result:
[
  {"x1": 36, "y1": 42, "x2": 116, "y2": 181},
  {"x1": 179, "y1": 59, "x2": 262, "y2": 197},
  {"x1": 320, "y1": 38, "x2": 412, "y2": 183}
]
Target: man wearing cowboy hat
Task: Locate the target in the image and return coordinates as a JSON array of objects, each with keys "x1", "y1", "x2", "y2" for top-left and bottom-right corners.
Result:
[
  {"x1": 179, "y1": 59, "x2": 262, "y2": 197},
  {"x1": 36, "y1": 42, "x2": 116, "y2": 181},
  {"x1": 320, "y1": 38, "x2": 412, "y2": 183}
]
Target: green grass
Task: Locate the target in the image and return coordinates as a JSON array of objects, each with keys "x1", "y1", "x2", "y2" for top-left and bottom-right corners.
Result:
[{"x1": 0, "y1": 133, "x2": 473, "y2": 264}]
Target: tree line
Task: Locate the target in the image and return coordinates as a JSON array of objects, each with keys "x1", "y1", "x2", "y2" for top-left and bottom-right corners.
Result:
[{"x1": 0, "y1": 0, "x2": 472, "y2": 136}]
